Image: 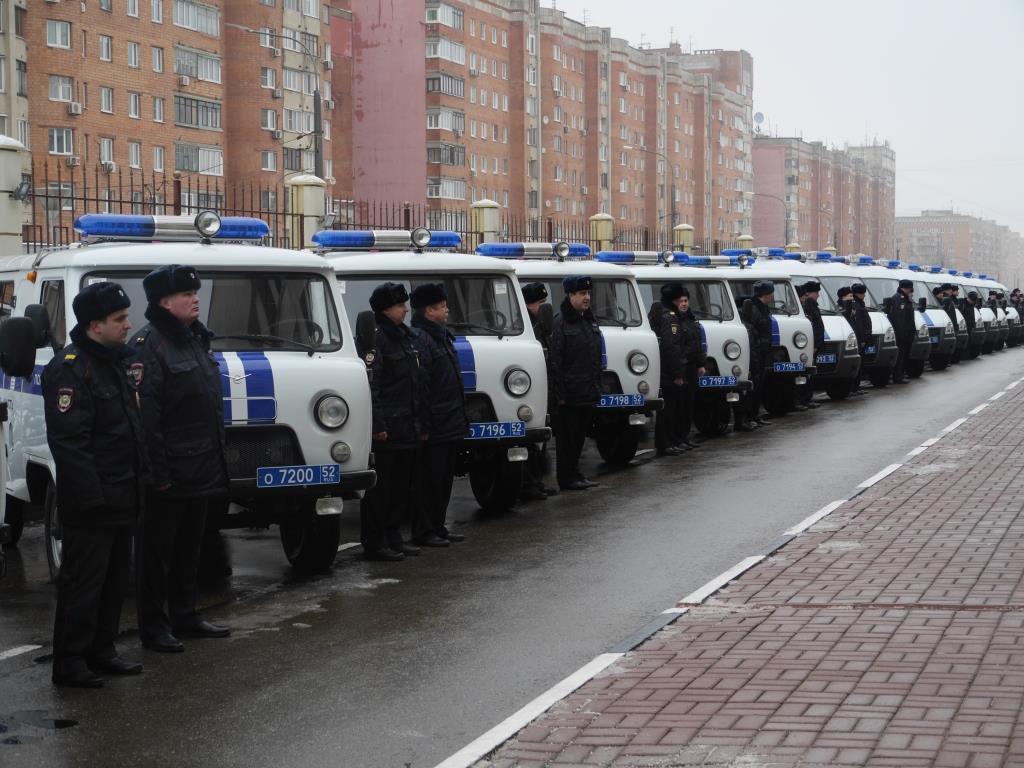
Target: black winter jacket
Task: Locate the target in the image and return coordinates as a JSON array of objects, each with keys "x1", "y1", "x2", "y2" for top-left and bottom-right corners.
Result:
[
  {"x1": 677, "y1": 308, "x2": 706, "y2": 373},
  {"x1": 849, "y1": 298, "x2": 872, "y2": 346},
  {"x1": 368, "y1": 315, "x2": 422, "y2": 448},
  {"x1": 958, "y1": 298, "x2": 976, "y2": 336},
  {"x1": 742, "y1": 298, "x2": 773, "y2": 365},
  {"x1": 529, "y1": 309, "x2": 555, "y2": 412},
  {"x1": 43, "y1": 326, "x2": 148, "y2": 526},
  {"x1": 648, "y1": 302, "x2": 687, "y2": 383},
  {"x1": 411, "y1": 314, "x2": 468, "y2": 444},
  {"x1": 802, "y1": 296, "x2": 826, "y2": 351},
  {"x1": 888, "y1": 291, "x2": 917, "y2": 348},
  {"x1": 549, "y1": 297, "x2": 603, "y2": 406},
  {"x1": 133, "y1": 305, "x2": 227, "y2": 498}
]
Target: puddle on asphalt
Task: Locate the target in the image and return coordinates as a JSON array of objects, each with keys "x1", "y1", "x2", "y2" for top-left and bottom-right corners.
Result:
[{"x1": 0, "y1": 710, "x2": 78, "y2": 746}]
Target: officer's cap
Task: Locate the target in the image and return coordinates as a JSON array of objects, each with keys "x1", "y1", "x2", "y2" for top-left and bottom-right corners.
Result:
[
  {"x1": 369, "y1": 281, "x2": 409, "y2": 313},
  {"x1": 72, "y1": 281, "x2": 131, "y2": 325},
  {"x1": 940, "y1": 283, "x2": 953, "y2": 292},
  {"x1": 932, "y1": 286, "x2": 944, "y2": 297},
  {"x1": 851, "y1": 282, "x2": 867, "y2": 294},
  {"x1": 837, "y1": 287, "x2": 852, "y2": 300},
  {"x1": 800, "y1": 280, "x2": 821, "y2": 295},
  {"x1": 898, "y1": 279, "x2": 914, "y2": 290},
  {"x1": 968, "y1": 290, "x2": 979, "y2": 299},
  {"x1": 660, "y1": 282, "x2": 687, "y2": 301},
  {"x1": 521, "y1": 282, "x2": 548, "y2": 304},
  {"x1": 752, "y1": 280, "x2": 774, "y2": 297},
  {"x1": 562, "y1": 275, "x2": 592, "y2": 294},
  {"x1": 410, "y1": 282, "x2": 447, "y2": 310},
  {"x1": 143, "y1": 264, "x2": 201, "y2": 304}
]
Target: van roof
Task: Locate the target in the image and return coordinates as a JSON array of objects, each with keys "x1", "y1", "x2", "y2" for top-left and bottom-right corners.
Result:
[{"x1": 321, "y1": 250, "x2": 517, "y2": 275}]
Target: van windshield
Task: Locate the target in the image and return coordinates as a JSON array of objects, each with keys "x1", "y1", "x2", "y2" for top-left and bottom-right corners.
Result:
[
  {"x1": 916, "y1": 281, "x2": 942, "y2": 308},
  {"x1": 816, "y1": 276, "x2": 880, "y2": 310},
  {"x1": 791, "y1": 274, "x2": 839, "y2": 313},
  {"x1": 340, "y1": 274, "x2": 525, "y2": 336},
  {"x1": 863, "y1": 278, "x2": 900, "y2": 310},
  {"x1": 518, "y1": 278, "x2": 643, "y2": 327},
  {"x1": 726, "y1": 278, "x2": 800, "y2": 316},
  {"x1": 84, "y1": 271, "x2": 344, "y2": 352},
  {"x1": 634, "y1": 279, "x2": 735, "y2": 321}
]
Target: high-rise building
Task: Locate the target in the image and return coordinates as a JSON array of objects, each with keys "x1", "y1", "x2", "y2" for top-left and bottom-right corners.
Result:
[
  {"x1": 0, "y1": 0, "x2": 30, "y2": 171},
  {"x1": 896, "y1": 210, "x2": 1024, "y2": 283}
]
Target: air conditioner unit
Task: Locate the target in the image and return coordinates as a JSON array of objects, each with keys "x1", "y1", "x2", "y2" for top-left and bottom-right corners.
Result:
[
  {"x1": 101, "y1": 160, "x2": 117, "y2": 173},
  {"x1": 272, "y1": 129, "x2": 283, "y2": 140},
  {"x1": 271, "y1": 48, "x2": 282, "y2": 58},
  {"x1": 468, "y1": 68, "x2": 478, "y2": 77},
  {"x1": 323, "y1": 59, "x2": 333, "y2": 70},
  {"x1": 324, "y1": 99, "x2": 335, "y2": 109},
  {"x1": 580, "y1": 186, "x2": 588, "y2": 195},
  {"x1": 273, "y1": 88, "x2": 283, "y2": 99},
  {"x1": 67, "y1": 101, "x2": 83, "y2": 116},
  {"x1": 65, "y1": 155, "x2": 81, "y2": 167},
  {"x1": 179, "y1": 75, "x2": 191, "y2": 87}
]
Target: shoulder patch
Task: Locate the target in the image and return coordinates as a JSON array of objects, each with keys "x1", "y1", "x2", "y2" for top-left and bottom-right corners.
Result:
[
  {"x1": 128, "y1": 362, "x2": 145, "y2": 385},
  {"x1": 62, "y1": 353, "x2": 77, "y2": 366},
  {"x1": 363, "y1": 351, "x2": 375, "y2": 365},
  {"x1": 56, "y1": 387, "x2": 74, "y2": 413}
]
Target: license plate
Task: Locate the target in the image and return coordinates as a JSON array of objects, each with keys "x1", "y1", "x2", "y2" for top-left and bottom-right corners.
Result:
[
  {"x1": 930, "y1": 335, "x2": 939, "y2": 344},
  {"x1": 257, "y1": 464, "x2": 341, "y2": 488},
  {"x1": 773, "y1": 362, "x2": 805, "y2": 373},
  {"x1": 815, "y1": 354, "x2": 837, "y2": 364},
  {"x1": 468, "y1": 421, "x2": 526, "y2": 440},
  {"x1": 598, "y1": 393, "x2": 645, "y2": 408},
  {"x1": 864, "y1": 345, "x2": 877, "y2": 354},
  {"x1": 699, "y1": 375, "x2": 737, "y2": 388}
]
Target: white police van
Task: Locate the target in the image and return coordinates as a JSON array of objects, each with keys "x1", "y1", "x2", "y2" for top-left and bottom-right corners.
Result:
[
  {"x1": 599, "y1": 251, "x2": 752, "y2": 436},
  {"x1": 884, "y1": 263, "x2": 958, "y2": 372},
  {"x1": 0, "y1": 315, "x2": 37, "y2": 576},
  {"x1": 479, "y1": 242, "x2": 661, "y2": 465},
  {"x1": 955, "y1": 271, "x2": 999, "y2": 355},
  {"x1": 849, "y1": 259, "x2": 933, "y2": 378},
  {"x1": 944, "y1": 269, "x2": 987, "y2": 358},
  {"x1": 315, "y1": 229, "x2": 549, "y2": 512},
  {"x1": 976, "y1": 273, "x2": 1011, "y2": 350},
  {"x1": 911, "y1": 265, "x2": 970, "y2": 362},
  {"x1": 0, "y1": 212, "x2": 374, "y2": 579}
]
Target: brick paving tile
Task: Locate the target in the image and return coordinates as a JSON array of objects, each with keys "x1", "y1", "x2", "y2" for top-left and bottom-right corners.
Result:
[{"x1": 474, "y1": 382, "x2": 1024, "y2": 768}]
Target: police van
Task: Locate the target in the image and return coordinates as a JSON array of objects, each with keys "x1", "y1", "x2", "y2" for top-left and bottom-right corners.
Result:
[
  {"x1": 976, "y1": 273, "x2": 1011, "y2": 350},
  {"x1": 479, "y1": 242, "x2": 661, "y2": 465},
  {"x1": 314, "y1": 229, "x2": 549, "y2": 512},
  {"x1": 910, "y1": 266, "x2": 970, "y2": 362},
  {"x1": 755, "y1": 251, "x2": 863, "y2": 400},
  {"x1": 944, "y1": 270, "x2": 986, "y2": 358},
  {"x1": 848, "y1": 259, "x2": 933, "y2": 378},
  {"x1": 597, "y1": 251, "x2": 752, "y2": 436},
  {"x1": 955, "y1": 271, "x2": 998, "y2": 355},
  {"x1": 0, "y1": 315, "x2": 36, "y2": 577},
  {"x1": 0, "y1": 212, "x2": 374, "y2": 579},
  {"x1": 884, "y1": 263, "x2": 958, "y2": 371}
]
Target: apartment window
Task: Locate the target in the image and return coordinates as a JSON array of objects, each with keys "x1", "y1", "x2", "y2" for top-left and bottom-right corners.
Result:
[
  {"x1": 47, "y1": 20, "x2": 71, "y2": 48},
  {"x1": 424, "y1": 4, "x2": 464, "y2": 30},
  {"x1": 99, "y1": 0, "x2": 111, "y2": 8},
  {"x1": 501, "y1": 30, "x2": 507, "y2": 47},
  {"x1": 128, "y1": 42, "x2": 140, "y2": 68},
  {"x1": 283, "y1": 147, "x2": 301, "y2": 171},
  {"x1": 48, "y1": 127, "x2": 74, "y2": 155},
  {"x1": 152, "y1": 0, "x2": 163, "y2": 22},
  {"x1": 101, "y1": 86, "x2": 114, "y2": 113},
  {"x1": 152, "y1": 47, "x2": 164, "y2": 72},
  {"x1": 259, "y1": 27, "x2": 275, "y2": 47},
  {"x1": 261, "y1": 109, "x2": 276, "y2": 130},
  {"x1": 100, "y1": 35, "x2": 113, "y2": 61},
  {"x1": 425, "y1": 37, "x2": 465, "y2": 65},
  {"x1": 426, "y1": 72, "x2": 464, "y2": 98},
  {"x1": 283, "y1": 108, "x2": 313, "y2": 133},
  {"x1": 16, "y1": 61, "x2": 26, "y2": 97},
  {"x1": 14, "y1": 5, "x2": 24, "y2": 36},
  {"x1": 0, "y1": 58, "x2": 5, "y2": 93},
  {"x1": 174, "y1": 47, "x2": 222, "y2": 83},
  {"x1": 552, "y1": 43, "x2": 560, "y2": 61},
  {"x1": 48, "y1": 75, "x2": 73, "y2": 102},
  {"x1": 153, "y1": 145, "x2": 164, "y2": 171},
  {"x1": 282, "y1": 68, "x2": 316, "y2": 94},
  {"x1": 261, "y1": 151, "x2": 276, "y2": 171},
  {"x1": 174, "y1": 95, "x2": 222, "y2": 129},
  {"x1": 128, "y1": 92, "x2": 141, "y2": 118},
  {"x1": 175, "y1": 142, "x2": 223, "y2": 175},
  {"x1": 173, "y1": 0, "x2": 219, "y2": 36},
  {"x1": 129, "y1": 141, "x2": 141, "y2": 168},
  {"x1": 100, "y1": 137, "x2": 114, "y2": 163},
  {"x1": 153, "y1": 96, "x2": 164, "y2": 122},
  {"x1": 260, "y1": 191, "x2": 277, "y2": 210},
  {"x1": 323, "y1": 120, "x2": 330, "y2": 140},
  {"x1": 128, "y1": 0, "x2": 139, "y2": 17},
  {"x1": 261, "y1": 68, "x2": 275, "y2": 88}
]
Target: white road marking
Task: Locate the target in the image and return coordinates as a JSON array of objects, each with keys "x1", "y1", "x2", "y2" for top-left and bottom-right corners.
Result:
[
  {"x1": 678, "y1": 556, "x2": 765, "y2": 605},
  {"x1": 857, "y1": 463, "x2": 902, "y2": 488},
  {"x1": 920, "y1": 437, "x2": 939, "y2": 447},
  {"x1": 0, "y1": 644, "x2": 42, "y2": 661},
  {"x1": 432, "y1": 652, "x2": 624, "y2": 768},
  {"x1": 990, "y1": 390, "x2": 1006, "y2": 401},
  {"x1": 906, "y1": 446, "x2": 927, "y2": 457},
  {"x1": 968, "y1": 403, "x2": 990, "y2": 415},
  {"x1": 785, "y1": 499, "x2": 846, "y2": 535},
  {"x1": 336, "y1": 542, "x2": 361, "y2": 553},
  {"x1": 941, "y1": 417, "x2": 968, "y2": 433},
  {"x1": 1007, "y1": 380, "x2": 1021, "y2": 389},
  {"x1": 660, "y1": 607, "x2": 689, "y2": 615}
]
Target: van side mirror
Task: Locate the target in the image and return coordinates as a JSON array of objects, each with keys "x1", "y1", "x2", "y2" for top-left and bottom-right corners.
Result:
[
  {"x1": 537, "y1": 302, "x2": 554, "y2": 338},
  {"x1": 354, "y1": 310, "x2": 377, "y2": 361},
  {"x1": 917, "y1": 297, "x2": 927, "y2": 312},
  {"x1": 23, "y1": 304, "x2": 52, "y2": 349},
  {"x1": 0, "y1": 317, "x2": 38, "y2": 378}
]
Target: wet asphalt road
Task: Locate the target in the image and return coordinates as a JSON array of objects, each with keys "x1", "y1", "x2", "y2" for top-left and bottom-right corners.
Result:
[{"x1": 2, "y1": 350, "x2": 1023, "y2": 768}]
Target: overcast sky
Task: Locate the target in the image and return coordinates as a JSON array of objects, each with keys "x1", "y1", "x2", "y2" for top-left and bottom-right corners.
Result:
[{"x1": 550, "y1": 0, "x2": 1024, "y2": 234}]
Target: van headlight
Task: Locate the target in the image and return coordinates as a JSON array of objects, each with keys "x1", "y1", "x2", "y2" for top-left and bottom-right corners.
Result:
[
  {"x1": 793, "y1": 331, "x2": 808, "y2": 349},
  {"x1": 918, "y1": 325, "x2": 929, "y2": 338},
  {"x1": 945, "y1": 321, "x2": 954, "y2": 335},
  {"x1": 731, "y1": 364, "x2": 742, "y2": 375},
  {"x1": 315, "y1": 395, "x2": 349, "y2": 429},
  {"x1": 845, "y1": 333, "x2": 858, "y2": 351},
  {"x1": 330, "y1": 442, "x2": 352, "y2": 462},
  {"x1": 628, "y1": 351, "x2": 649, "y2": 374},
  {"x1": 884, "y1": 326, "x2": 895, "y2": 343},
  {"x1": 517, "y1": 405, "x2": 534, "y2": 422},
  {"x1": 504, "y1": 368, "x2": 531, "y2": 396},
  {"x1": 723, "y1": 340, "x2": 741, "y2": 360}
]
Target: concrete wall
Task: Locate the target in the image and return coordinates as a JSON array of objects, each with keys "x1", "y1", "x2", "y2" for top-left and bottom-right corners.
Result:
[{"x1": 752, "y1": 143, "x2": 785, "y2": 247}]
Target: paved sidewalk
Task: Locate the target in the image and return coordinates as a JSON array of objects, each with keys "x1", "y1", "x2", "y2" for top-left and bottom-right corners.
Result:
[{"x1": 475, "y1": 378, "x2": 1024, "y2": 768}]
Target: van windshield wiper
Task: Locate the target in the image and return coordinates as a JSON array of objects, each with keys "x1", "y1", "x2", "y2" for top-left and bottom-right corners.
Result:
[
  {"x1": 448, "y1": 320, "x2": 503, "y2": 336},
  {"x1": 215, "y1": 333, "x2": 317, "y2": 356},
  {"x1": 692, "y1": 308, "x2": 723, "y2": 321}
]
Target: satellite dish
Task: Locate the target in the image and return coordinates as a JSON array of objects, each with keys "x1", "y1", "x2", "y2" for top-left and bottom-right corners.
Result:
[{"x1": 753, "y1": 112, "x2": 765, "y2": 125}]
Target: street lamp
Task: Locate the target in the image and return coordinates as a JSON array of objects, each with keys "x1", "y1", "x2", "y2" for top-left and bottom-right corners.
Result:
[
  {"x1": 624, "y1": 145, "x2": 675, "y2": 246},
  {"x1": 225, "y1": 22, "x2": 324, "y2": 180}
]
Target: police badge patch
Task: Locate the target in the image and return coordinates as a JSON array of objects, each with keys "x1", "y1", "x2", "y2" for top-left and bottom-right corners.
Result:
[
  {"x1": 128, "y1": 362, "x2": 145, "y2": 385},
  {"x1": 57, "y1": 387, "x2": 74, "y2": 413}
]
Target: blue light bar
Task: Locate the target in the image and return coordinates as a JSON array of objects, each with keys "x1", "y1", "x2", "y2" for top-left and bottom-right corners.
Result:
[
  {"x1": 720, "y1": 249, "x2": 752, "y2": 257},
  {"x1": 908, "y1": 264, "x2": 922, "y2": 272},
  {"x1": 979, "y1": 273, "x2": 989, "y2": 280},
  {"x1": 881, "y1": 260, "x2": 902, "y2": 269},
  {"x1": 311, "y1": 229, "x2": 462, "y2": 249},
  {"x1": 812, "y1": 251, "x2": 833, "y2": 262},
  {"x1": 830, "y1": 255, "x2": 850, "y2": 264},
  {"x1": 678, "y1": 254, "x2": 712, "y2": 266},
  {"x1": 855, "y1": 255, "x2": 876, "y2": 266},
  {"x1": 929, "y1": 265, "x2": 944, "y2": 274},
  {"x1": 594, "y1": 251, "x2": 636, "y2": 263},
  {"x1": 74, "y1": 213, "x2": 270, "y2": 241},
  {"x1": 76, "y1": 214, "x2": 155, "y2": 238},
  {"x1": 477, "y1": 242, "x2": 591, "y2": 259},
  {"x1": 766, "y1": 247, "x2": 787, "y2": 257},
  {"x1": 947, "y1": 269, "x2": 958, "y2": 276},
  {"x1": 218, "y1": 217, "x2": 271, "y2": 240},
  {"x1": 963, "y1": 271, "x2": 974, "y2": 278}
]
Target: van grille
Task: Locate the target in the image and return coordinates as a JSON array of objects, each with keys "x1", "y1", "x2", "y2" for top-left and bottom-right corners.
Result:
[{"x1": 224, "y1": 426, "x2": 304, "y2": 480}]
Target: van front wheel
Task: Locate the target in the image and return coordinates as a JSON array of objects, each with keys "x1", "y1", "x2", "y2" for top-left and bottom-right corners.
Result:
[
  {"x1": 279, "y1": 507, "x2": 341, "y2": 574},
  {"x1": 44, "y1": 480, "x2": 63, "y2": 583}
]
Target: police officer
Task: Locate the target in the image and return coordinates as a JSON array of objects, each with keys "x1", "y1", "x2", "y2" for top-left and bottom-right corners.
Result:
[
  {"x1": 361, "y1": 282, "x2": 422, "y2": 561},
  {"x1": 888, "y1": 278, "x2": 916, "y2": 383},
  {"x1": 741, "y1": 280, "x2": 775, "y2": 427},
  {"x1": 550, "y1": 275, "x2": 602, "y2": 491},
  {"x1": 649, "y1": 283, "x2": 688, "y2": 456},
  {"x1": 520, "y1": 282, "x2": 555, "y2": 501},
  {"x1": 955, "y1": 285, "x2": 976, "y2": 347},
  {"x1": 134, "y1": 265, "x2": 230, "y2": 652},
  {"x1": 844, "y1": 285, "x2": 872, "y2": 392},
  {"x1": 796, "y1": 281, "x2": 824, "y2": 410},
  {"x1": 44, "y1": 282, "x2": 146, "y2": 687},
  {"x1": 673, "y1": 287, "x2": 706, "y2": 449},
  {"x1": 410, "y1": 283, "x2": 467, "y2": 546}
]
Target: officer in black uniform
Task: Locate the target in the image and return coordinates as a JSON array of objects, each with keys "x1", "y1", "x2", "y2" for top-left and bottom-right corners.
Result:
[
  {"x1": 741, "y1": 280, "x2": 775, "y2": 427},
  {"x1": 520, "y1": 282, "x2": 554, "y2": 501},
  {"x1": 134, "y1": 265, "x2": 230, "y2": 652},
  {"x1": 44, "y1": 282, "x2": 147, "y2": 687},
  {"x1": 410, "y1": 283, "x2": 467, "y2": 546},
  {"x1": 549, "y1": 275, "x2": 602, "y2": 491},
  {"x1": 674, "y1": 287, "x2": 707, "y2": 449},
  {"x1": 649, "y1": 282, "x2": 688, "y2": 456},
  {"x1": 955, "y1": 285, "x2": 976, "y2": 345},
  {"x1": 361, "y1": 282, "x2": 422, "y2": 561},
  {"x1": 888, "y1": 278, "x2": 916, "y2": 383},
  {"x1": 796, "y1": 281, "x2": 824, "y2": 410},
  {"x1": 841, "y1": 286, "x2": 870, "y2": 393}
]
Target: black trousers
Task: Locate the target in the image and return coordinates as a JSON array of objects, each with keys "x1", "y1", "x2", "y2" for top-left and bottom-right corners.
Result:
[
  {"x1": 746, "y1": 364, "x2": 765, "y2": 420},
  {"x1": 676, "y1": 375, "x2": 697, "y2": 440},
  {"x1": 413, "y1": 441, "x2": 459, "y2": 541},
  {"x1": 796, "y1": 377, "x2": 814, "y2": 405},
  {"x1": 361, "y1": 446, "x2": 415, "y2": 552},
  {"x1": 53, "y1": 522, "x2": 133, "y2": 675},
  {"x1": 137, "y1": 494, "x2": 209, "y2": 640},
  {"x1": 522, "y1": 441, "x2": 548, "y2": 492},
  {"x1": 555, "y1": 404, "x2": 592, "y2": 487},
  {"x1": 655, "y1": 384, "x2": 683, "y2": 450},
  {"x1": 892, "y1": 342, "x2": 911, "y2": 382}
]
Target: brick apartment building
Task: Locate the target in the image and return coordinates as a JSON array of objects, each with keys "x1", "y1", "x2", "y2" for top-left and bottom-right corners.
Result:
[
  {"x1": 896, "y1": 210, "x2": 1024, "y2": 285},
  {"x1": 752, "y1": 136, "x2": 896, "y2": 259}
]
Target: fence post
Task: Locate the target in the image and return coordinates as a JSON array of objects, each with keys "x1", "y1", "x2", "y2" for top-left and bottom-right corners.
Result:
[
  {"x1": 589, "y1": 212, "x2": 613, "y2": 254},
  {"x1": 0, "y1": 137, "x2": 26, "y2": 255},
  {"x1": 785, "y1": 241, "x2": 802, "y2": 253},
  {"x1": 285, "y1": 173, "x2": 327, "y2": 250},
  {"x1": 470, "y1": 198, "x2": 499, "y2": 250},
  {"x1": 672, "y1": 223, "x2": 694, "y2": 251}
]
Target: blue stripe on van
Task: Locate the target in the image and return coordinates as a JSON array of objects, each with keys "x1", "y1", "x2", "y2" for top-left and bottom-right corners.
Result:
[
  {"x1": 239, "y1": 351, "x2": 276, "y2": 423},
  {"x1": 770, "y1": 317, "x2": 781, "y2": 347},
  {"x1": 699, "y1": 325, "x2": 708, "y2": 354},
  {"x1": 0, "y1": 364, "x2": 44, "y2": 396},
  {"x1": 212, "y1": 352, "x2": 233, "y2": 423},
  {"x1": 600, "y1": 334, "x2": 608, "y2": 370},
  {"x1": 454, "y1": 336, "x2": 477, "y2": 392}
]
